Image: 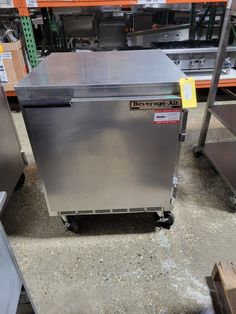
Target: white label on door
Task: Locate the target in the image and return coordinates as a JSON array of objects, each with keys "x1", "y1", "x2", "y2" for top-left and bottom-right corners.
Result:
[
  {"x1": 0, "y1": 55, "x2": 8, "y2": 83},
  {"x1": 0, "y1": 0, "x2": 13, "y2": 7},
  {"x1": 26, "y1": 0, "x2": 38, "y2": 7},
  {"x1": 154, "y1": 109, "x2": 180, "y2": 124}
]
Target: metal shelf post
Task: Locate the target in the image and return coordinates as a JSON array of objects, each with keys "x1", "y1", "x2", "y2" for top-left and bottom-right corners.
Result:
[
  {"x1": 198, "y1": 0, "x2": 233, "y2": 147},
  {"x1": 21, "y1": 16, "x2": 39, "y2": 68}
]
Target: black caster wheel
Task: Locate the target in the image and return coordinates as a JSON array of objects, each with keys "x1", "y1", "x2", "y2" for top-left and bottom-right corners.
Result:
[
  {"x1": 193, "y1": 146, "x2": 203, "y2": 158},
  {"x1": 14, "y1": 173, "x2": 25, "y2": 191},
  {"x1": 154, "y1": 211, "x2": 175, "y2": 229},
  {"x1": 62, "y1": 216, "x2": 80, "y2": 233}
]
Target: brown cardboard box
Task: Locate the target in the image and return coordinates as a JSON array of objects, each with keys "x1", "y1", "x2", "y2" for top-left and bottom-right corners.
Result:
[{"x1": 0, "y1": 41, "x2": 27, "y2": 92}]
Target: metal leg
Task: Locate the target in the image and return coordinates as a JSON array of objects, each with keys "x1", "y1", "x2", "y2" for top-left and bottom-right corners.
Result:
[
  {"x1": 198, "y1": 110, "x2": 212, "y2": 148},
  {"x1": 198, "y1": 7, "x2": 232, "y2": 148}
]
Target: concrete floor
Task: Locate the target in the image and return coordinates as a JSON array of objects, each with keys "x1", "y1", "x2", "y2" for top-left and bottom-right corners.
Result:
[{"x1": 2, "y1": 104, "x2": 236, "y2": 314}]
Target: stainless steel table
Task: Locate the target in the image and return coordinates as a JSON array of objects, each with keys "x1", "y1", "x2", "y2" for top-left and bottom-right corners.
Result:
[
  {"x1": 0, "y1": 86, "x2": 26, "y2": 207},
  {"x1": 16, "y1": 50, "x2": 187, "y2": 231},
  {"x1": 193, "y1": 0, "x2": 236, "y2": 209}
]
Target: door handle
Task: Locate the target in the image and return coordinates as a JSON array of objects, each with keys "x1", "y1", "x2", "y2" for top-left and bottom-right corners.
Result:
[
  {"x1": 23, "y1": 103, "x2": 71, "y2": 108},
  {"x1": 179, "y1": 109, "x2": 188, "y2": 142}
]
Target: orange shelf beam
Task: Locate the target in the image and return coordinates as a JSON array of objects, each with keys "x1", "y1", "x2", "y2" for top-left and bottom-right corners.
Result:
[
  {"x1": 196, "y1": 79, "x2": 236, "y2": 89},
  {"x1": 5, "y1": 91, "x2": 17, "y2": 97},
  {"x1": 37, "y1": 0, "x2": 135, "y2": 6},
  {"x1": 35, "y1": 0, "x2": 226, "y2": 7},
  {"x1": 166, "y1": 0, "x2": 226, "y2": 2},
  {"x1": 0, "y1": 0, "x2": 228, "y2": 10}
]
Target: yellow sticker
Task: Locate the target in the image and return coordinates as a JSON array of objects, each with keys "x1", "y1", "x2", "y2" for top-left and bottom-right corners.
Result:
[
  {"x1": 0, "y1": 45, "x2": 3, "y2": 53},
  {"x1": 179, "y1": 77, "x2": 197, "y2": 108}
]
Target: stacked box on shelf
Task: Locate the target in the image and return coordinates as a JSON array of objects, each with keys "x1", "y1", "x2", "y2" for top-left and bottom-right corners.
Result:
[{"x1": 0, "y1": 41, "x2": 27, "y2": 92}]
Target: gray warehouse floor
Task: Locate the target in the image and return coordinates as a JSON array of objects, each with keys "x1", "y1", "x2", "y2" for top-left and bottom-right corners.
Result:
[{"x1": 2, "y1": 104, "x2": 236, "y2": 314}]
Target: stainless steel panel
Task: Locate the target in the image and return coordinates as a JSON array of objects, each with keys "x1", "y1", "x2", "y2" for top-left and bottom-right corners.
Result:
[
  {"x1": 98, "y1": 19, "x2": 126, "y2": 48},
  {"x1": 164, "y1": 47, "x2": 236, "y2": 55},
  {"x1": 16, "y1": 50, "x2": 186, "y2": 103},
  {"x1": 25, "y1": 98, "x2": 182, "y2": 215},
  {"x1": 228, "y1": 0, "x2": 236, "y2": 11},
  {"x1": 0, "y1": 192, "x2": 22, "y2": 314},
  {"x1": 0, "y1": 192, "x2": 6, "y2": 212},
  {"x1": 0, "y1": 192, "x2": 37, "y2": 314},
  {"x1": 204, "y1": 142, "x2": 236, "y2": 195},
  {"x1": 164, "y1": 47, "x2": 236, "y2": 71},
  {"x1": 0, "y1": 226, "x2": 22, "y2": 314},
  {"x1": 62, "y1": 14, "x2": 95, "y2": 38},
  {"x1": 127, "y1": 25, "x2": 189, "y2": 47},
  {"x1": 0, "y1": 87, "x2": 25, "y2": 205},
  {"x1": 209, "y1": 105, "x2": 236, "y2": 137}
]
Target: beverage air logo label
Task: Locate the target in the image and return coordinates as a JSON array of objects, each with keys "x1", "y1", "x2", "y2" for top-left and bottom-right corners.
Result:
[
  {"x1": 130, "y1": 99, "x2": 181, "y2": 110},
  {"x1": 154, "y1": 109, "x2": 181, "y2": 124}
]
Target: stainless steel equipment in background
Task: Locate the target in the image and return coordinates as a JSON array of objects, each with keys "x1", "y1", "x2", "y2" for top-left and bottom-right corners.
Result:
[
  {"x1": 164, "y1": 47, "x2": 236, "y2": 73},
  {"x1": 0, "y1": 86, "x2": 26, "y2": 207},
  {"x1": 0, "y1": 192, "x2": 36, "y2": 314},
  {"x1": 127, "y1": 24, "x2": 190, "y2": 47},
  {"x1": 16, "y1": 50, "x2": 187, "y2": 232}
]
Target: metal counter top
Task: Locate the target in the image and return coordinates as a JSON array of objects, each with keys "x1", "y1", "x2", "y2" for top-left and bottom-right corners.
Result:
[
  {"x1": 16, "y1": 50, "x2": 185, "y2": 103},
  {"x1": 17, "y1": 50, "x2": 184, "y2": 88}
]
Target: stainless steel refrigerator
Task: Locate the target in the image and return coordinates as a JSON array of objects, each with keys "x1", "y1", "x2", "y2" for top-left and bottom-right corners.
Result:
[{"x1": 16, "y1": 50, "x2": 187, "y2": 231}]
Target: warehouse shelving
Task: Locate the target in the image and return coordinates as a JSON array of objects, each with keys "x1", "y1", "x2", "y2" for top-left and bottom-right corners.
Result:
[
  {"x1": 194, "y1": 0, "x2": 236, "y2": 204},
  {"x1": 1, "y1": 0, "x2": 235, "y2": 91},
  {"x1": 0, "y1": 0, "x2": 227, "y2": 10},
  {"x1": 0, "y1": 0, "x2": 227, "y2": 66}
]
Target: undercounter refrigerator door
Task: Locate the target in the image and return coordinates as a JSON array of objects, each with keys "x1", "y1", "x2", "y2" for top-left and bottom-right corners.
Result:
[{"x1": 23, "y1": 97, "x2": 183, "y2": 216}]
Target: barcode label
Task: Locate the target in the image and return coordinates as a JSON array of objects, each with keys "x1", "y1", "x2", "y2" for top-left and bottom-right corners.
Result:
[
  {"x1": 0, "y1": 0, "x2": 13, "y2": 7},
  {"x1": 154, "y1": 109, "x2": 180, "y2": 124},
  {"x1": 0, "y1": 55, "x2": 8, "y2": 83},
  {"x1": 26, "y1": 0, "x2": 38, "y2": 7}
]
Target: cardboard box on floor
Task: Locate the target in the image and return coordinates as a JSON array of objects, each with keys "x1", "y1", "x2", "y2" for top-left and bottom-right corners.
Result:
[{"x1": 0, "y1": 41, "x2": 27, "y2": 92}]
